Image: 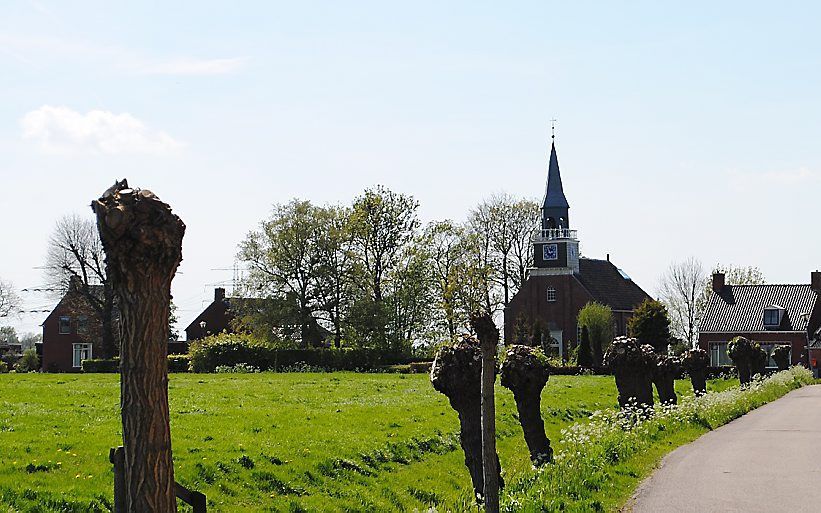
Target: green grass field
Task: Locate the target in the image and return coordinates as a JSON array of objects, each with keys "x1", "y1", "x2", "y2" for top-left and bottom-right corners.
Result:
[{"x1": 0, "y1": 373, "x2": 733, "y2": 512}]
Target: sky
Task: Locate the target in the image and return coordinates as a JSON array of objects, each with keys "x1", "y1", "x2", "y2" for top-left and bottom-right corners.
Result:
[{"x1": 2, "y1": 1, "x2": 820, "y2": 336}]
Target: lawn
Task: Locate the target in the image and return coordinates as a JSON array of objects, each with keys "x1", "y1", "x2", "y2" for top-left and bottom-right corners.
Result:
[{"x1": 0, "y1": 372, "x2": 731, "y2": 512}]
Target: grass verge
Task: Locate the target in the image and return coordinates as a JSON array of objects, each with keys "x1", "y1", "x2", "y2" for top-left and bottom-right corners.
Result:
[{"x1": 497, "y1": 366, "x2": 815, "y2": 512}]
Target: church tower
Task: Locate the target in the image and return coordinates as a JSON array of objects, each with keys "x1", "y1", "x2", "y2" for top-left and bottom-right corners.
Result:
[{"x1": 532, "y1": 141, "x2": 580, "y2": 274}]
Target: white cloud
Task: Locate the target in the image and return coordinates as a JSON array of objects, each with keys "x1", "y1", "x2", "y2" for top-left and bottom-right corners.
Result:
[{"x1": 21, "y1": 105, "x2": 183, "y2": 156}]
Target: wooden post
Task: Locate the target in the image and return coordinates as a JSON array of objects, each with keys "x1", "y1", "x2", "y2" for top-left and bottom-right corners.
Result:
[
  {"x1": 93, "y1": 180, "x2": 185, "y2": 512},
  {"x1": 109, "y1": 446, "x2": 126, "y2": 513},
  {"x1": 471, "y1": 314, "x2": 500, "y2": 513}
]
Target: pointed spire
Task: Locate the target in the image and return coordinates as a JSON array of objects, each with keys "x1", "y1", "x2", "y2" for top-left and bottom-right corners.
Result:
[{"x1": 543, "y1": 142, "x2": 569, "y2": 210}]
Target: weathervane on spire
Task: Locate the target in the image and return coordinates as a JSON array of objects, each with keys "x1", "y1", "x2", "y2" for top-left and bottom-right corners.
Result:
[{"x1": 550, "y1": 118, "x2": 557, "y2": 140}]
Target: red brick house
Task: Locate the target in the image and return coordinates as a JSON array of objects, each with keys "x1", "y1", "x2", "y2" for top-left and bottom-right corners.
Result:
[
  {"x1": 185, "y1": 287, "x2": 333, "y2": 346},
  {"x1": 185, "y1": 287, "x2": 234, "y2": 341},
  {"x1": 503, "y1": 141, "x2": 651, "y2": 357},
  {"x1": 699, "y1": 271, "x2": 821, "y2": 369},
  {"x1": 41, "y1": 282, "x2": 117, "y2": 372}
]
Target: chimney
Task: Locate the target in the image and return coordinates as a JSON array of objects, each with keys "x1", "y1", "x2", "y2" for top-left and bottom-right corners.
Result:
[
  {"x1": 606, "y1": 253, "x2": 610, "y2": 262},
  {"x1": 68, "y1": 275, "x2": 82, "y2": 292},
  {"x1": 812, "y1": 271, "x2": 821, "y2": 293},
  {"x1": 214, "y1": 287, "x2": 226, "y2": 302},
  {"x1": 712, "y1": 273, "x2": 725, "y2": 293}
]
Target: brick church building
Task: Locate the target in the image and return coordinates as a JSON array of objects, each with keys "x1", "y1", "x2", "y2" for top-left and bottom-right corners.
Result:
[{"x1": 503, "y1": 141, "x2": 651, "y2": 358}]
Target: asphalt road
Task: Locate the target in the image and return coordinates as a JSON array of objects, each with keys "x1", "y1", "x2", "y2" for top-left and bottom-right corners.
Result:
[{"x1": 626, "y1": 384, "x2": 821, "y2": 513}]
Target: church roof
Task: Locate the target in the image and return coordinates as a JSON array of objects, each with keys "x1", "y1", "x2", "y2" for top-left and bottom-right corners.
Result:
[
  {"x1": 700, "y1": 284, "x2": 819, "y2": 333},
  {"x1": 576, "y1": 258, "x2": 651, "y2": 311},
  {"x1": 542, "y1": 142, "x2": 569, "y2": 210}
]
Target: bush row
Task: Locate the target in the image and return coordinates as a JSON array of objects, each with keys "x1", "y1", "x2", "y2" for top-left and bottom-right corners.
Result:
[
  {"x1": 188, "y1": 334, "x2": 423, "y2": 373},
  {"x1": 81, "y1": 355, "x2": 191, "y2": 373}
]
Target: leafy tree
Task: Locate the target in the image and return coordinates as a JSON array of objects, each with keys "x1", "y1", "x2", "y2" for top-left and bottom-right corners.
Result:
[
  {"x1": 422, "y1": 221, "x2": 490, "y2": 342},
  {"x1": 468, "y1": 194, "x2": 538, "y2": 310},
  {"x1": 19, "y1": 332, "x2": 41, "y2": 351},
  {"x1": 348, "y1": 185, "x2": 420, "y2": 347},
  {"x1": 313, "y1": 206, "x2": 357, "y2": 348},
  {"x1": 0, "y1": 326, "x2": 18, "y2": 345},
  {"x1": 577, "y1": 325, "x2": 594, "y2": 368},
  {"x1": 238, "y1": 199, "x2": 328, "y2": 348},
  {"x1": 168, "y1": 300, "x2": 179, "y2": 342},
  {"x1": 384, "y1": 238, "x2": 433, "y2": 353},
  {"x1": 15, "y1": 348, "x2": 39, "y2": 372},
  {"x1": 628, "y1": 299, "x2": 672, "y2": 354},
  {"x1": 45, "y1": 214, "x2": 118, "y2": 358},
  {"x1": 577, "y1": 302, "x2": 613, "y2": 366},
  {"x1": 0, "y1": 279, "x2": 20, "y2": 317}
]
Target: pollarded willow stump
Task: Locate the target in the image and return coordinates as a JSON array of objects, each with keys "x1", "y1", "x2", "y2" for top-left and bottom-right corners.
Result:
[
  {"x1": 430, "y1": 334, "x2": 502, "y2": 502},
  {"x1": 751, "y1": 344, "x2": 768, "y2": 378},
  {"x1": 649, "y1": 351, "x2": 680, "y2": 405},
  {"x1": 772, "y1": 345, "x2": 791, "y2": 371},
  {"x1": 682, "y1": 349, "x2": 709, "y2": 396},
  {"x1": 92, "y1": 180, "x2": 185, "y2": 513},
  {"x1": 604, "y1": 337, "x2": 654, "y2": 410},
  {"x1": 727, "y1": 336, "x2": 755, "y2": 386},
  {"x1": 500, "y1": 345, "x2": 553, "y2": 466}
]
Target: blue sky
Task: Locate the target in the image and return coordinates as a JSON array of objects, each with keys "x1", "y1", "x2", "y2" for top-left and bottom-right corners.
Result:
[{"x1": 2, "y1": 1, "x2": 820, "y2": 334}]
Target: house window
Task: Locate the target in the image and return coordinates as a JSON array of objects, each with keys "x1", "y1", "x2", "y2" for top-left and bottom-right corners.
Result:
[
  {"x1": 72, "y1": 343, "x2": 92, "y2": 368},
  {"x1": 77, "y1": 316, "x2": 89, "y2": 334},
  {"x1": 759, "y1": 343, "x2": 788, "y2": 368},
  {"x1": 763, "y1": 308, "x2": 782, "y2": 327},
  {"x1": 59, "y1": 316, "x2": 71, "y2": 334},
  {"x1": 546, "y1": 287, "x2": 557, "y2": 302},
  {"x1": 709, "y1": 341, "x2": 733, "y2": 366}
]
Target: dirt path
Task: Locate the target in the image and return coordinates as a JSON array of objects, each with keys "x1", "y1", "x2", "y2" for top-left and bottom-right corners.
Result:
[{"x1": 625, "y1": 384, "x2": 821, "y2": 513}]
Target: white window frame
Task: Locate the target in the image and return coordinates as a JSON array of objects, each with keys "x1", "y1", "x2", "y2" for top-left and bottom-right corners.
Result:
[
  {"x1": 546, "y1": 287, "x2": 557, "y2": 302},
  {"x1": 709, "y1": 341, "x2": 733, "y2": 366},
  {"x1": 59, "y1": 316, "x2": 71, "y2": 335},
  {"x1": 72, "y1": 343, "x2": 92, "y2": 368}
]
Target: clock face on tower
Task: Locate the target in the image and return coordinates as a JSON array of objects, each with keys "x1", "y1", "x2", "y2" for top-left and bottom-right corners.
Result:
[{"x1": 543, "y1": 243, "x2": 558, "y2": 261}]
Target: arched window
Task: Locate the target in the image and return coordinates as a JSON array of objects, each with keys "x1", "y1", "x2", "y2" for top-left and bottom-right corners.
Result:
[
  {"x1": 545, "y1": 217, "x2": 557, "y2": 230},
  {"x1": 546, "y1": 287, "x2": 557, "y2": 302}
]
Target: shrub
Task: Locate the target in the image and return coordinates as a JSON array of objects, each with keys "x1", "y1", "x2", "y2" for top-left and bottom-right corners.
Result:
[
  {"x1": 771, "y1": 345, "x2": 791, "y2": 371},
  {"x1": 15, "y1": 349, "x2": 40, "y2": 373},
  {"x1": 215, "y1": 363, "x2": 261, "y2": 373},
  {"x1": 0, "y1": 361, "x2": 8, "y2": 373},
  {"x1": 81, "y1": 358, "x2": 120, "y2": 373},
  {"x1": 627, "y1": 299, "x2": 672, "y2": 354},
  {"x1": 577, "y1": 302, "x2": 613, "y2": 366},
  {"x1": 168, "y1": 354, "x2": 190, "y2": 373},
  {"x1": 189, "y1": 333, "x2": 415, "y2": 373}
]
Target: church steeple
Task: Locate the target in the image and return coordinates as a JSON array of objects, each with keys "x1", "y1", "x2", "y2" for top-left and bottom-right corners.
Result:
[{"x1": 541, "y1": 142, "x2": 570, "y2": 230}]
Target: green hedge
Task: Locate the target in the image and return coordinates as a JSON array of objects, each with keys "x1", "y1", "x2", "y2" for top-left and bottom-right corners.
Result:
[
  {"x1": 81, "y1": 358, "x2": 120, "y2": 373},
  {"x1": 189, "y1": 334, "x2": 418, "y2": 373},
  {"x1": 168, "y1": 354, "x2": 191, "y2": 373},
  {"x1": 81, "y1": 355, "x2": 192, "y2": 373}
]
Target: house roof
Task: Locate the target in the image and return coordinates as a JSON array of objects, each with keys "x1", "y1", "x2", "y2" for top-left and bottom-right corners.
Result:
[
  {"x1": 700, "y1": 284, "x2": 819, "y2": 333},
  {"x1": 542, "y1": 142, "x2": 569, "y2": 210},
  {"x1": 576, "y1": 258, "x2": 652, "y2": 311}
]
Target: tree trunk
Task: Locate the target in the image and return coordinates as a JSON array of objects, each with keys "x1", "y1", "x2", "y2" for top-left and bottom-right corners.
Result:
[
  {"x1": 512, "y1": 391, "x2": 552, "y2": 465},
  {"x1": 690, "y1": 370, "x2": 707, "y2": 397},
  {"x1": 93, "y1": 180, "x2": 184, "y2": 513},
  {"x1": 472, "y1": 314, "x2": 501, "y2": 512}
]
